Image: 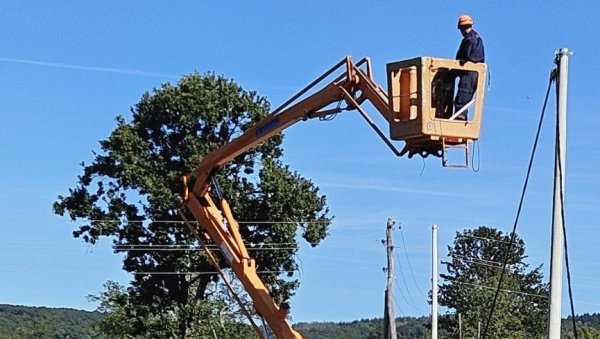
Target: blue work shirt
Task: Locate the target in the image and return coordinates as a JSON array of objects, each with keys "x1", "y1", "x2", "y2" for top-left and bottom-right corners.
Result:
[{"x1": 456, "y1": 29, "x2": 485, "y2": 63}]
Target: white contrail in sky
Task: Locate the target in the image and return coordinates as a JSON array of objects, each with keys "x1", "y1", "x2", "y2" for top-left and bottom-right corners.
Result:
[{"x1": 0, "y1": 57, "x2": 177, "y2": 78}]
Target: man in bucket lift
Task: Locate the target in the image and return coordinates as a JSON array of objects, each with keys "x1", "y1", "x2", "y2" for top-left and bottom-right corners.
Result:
[{"x1": 454, "y1": 14, "x2": 485, "y2": 121}]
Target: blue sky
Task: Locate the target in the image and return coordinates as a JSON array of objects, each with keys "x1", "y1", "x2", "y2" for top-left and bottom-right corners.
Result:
[{"x1": 1, "y1": 2, "x2": 599, "y2": 324}]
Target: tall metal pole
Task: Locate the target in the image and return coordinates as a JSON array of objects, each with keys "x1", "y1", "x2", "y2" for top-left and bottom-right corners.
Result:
[
  {"x1": 548, "y1": 47, "x2": 570, "y2": 339},
  {"x1": 432, "y1": 224, "x2": 438, "y2": 339},
  {"x1": 384, "y1": 218, "x2": 397, "y2": 339}
]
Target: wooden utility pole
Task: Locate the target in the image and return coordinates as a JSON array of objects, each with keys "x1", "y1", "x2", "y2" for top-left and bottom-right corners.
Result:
[{"x1": 383, "y1": 218, "x2": 397, "y2": 339}]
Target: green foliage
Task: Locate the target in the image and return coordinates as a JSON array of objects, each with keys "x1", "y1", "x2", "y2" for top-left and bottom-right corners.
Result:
[
  {"x1": 0, "y1": 304, "x2": 105, "y2": 338},
  {"x1": 53, "y1": 72, "x2": 331, "y2": 337},
  {"x1": 294, "y1": 317, "x2": 429, "y2": 339},
  {"x1": 438, "y1": 226, "x2": 549, "y2": 338},
  {"x1": 562, "y1": 326, "x2": 600, "y2": 339},
  {"x1": 88, "y1": 281, "x2": 257, "y2": 338},
  {"x1": 563, "y1": 313, "x2": 600, "y2": 338},
  {"x1": 294, "y1": 315, "x2": 600, "y2": 339}
]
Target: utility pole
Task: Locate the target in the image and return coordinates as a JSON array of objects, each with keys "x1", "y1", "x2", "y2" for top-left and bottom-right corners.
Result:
[
  {"x1": 548, "y1": 47, "x2": 570, "y2": 339},
  {"x1": 431, "y1": 224, "x2": 438, "y2": 339},
  {"x1": 383, "y1": 218, "x2": 397, "y2": 339}
]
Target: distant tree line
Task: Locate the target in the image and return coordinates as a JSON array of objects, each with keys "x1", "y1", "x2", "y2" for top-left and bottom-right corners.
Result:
[
  {"x1": 1, "y1": 304, "x2": 599, "y2": 338},
  {"x1": 0, "y1": 304, "x2": 105, "y2": 338},
  {"x1": 294, "y1": 316, "x2": 429, "y2": 338}
]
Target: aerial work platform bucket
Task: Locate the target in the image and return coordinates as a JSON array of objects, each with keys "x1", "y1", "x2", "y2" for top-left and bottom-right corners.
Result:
[{"x1": 386, "y1": 57, "x2": 487, "y2": 165}]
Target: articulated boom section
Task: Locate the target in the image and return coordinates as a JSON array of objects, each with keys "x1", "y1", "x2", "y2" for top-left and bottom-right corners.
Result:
[
  {"x1": 182, "y1": 56, "x2": 386, "y2": 339},
  {"x1": 184, "y1": 192, "x2": 302, "y2": 339},
  {"x1": 181, "y1": 56, "x2": 487, "y2": 339},
  {"x1": 189, "y1": 56, "x2": 389, "y2": 199}
]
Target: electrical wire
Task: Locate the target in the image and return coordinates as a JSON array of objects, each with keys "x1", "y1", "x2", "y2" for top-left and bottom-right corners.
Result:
[
  {"x1": 114, "y1": 246, "x2": 296, "y2": 252},
  {"x1": 450, "y1": 254, "x2": 508, "y2": 267},
  {"x1": 89, "y1": 219, "x2": 328, "y2": 225},
  {"x1": 114, "y1": 242, "x2": 298, "y2": 247},
  {"x1": 471, "y1": 139, "x2": 481, "y2": 172},
  {"x1": 440, "y1": 277, "x2": 548, "y2": 299},
  {"x1": 397, "y1": 226, "x2": 427, "y2": 296},
  {"x1": 260, "y1": 316, "x2": 272, "y2": 339},
  {"x1": 481, "y1": 70, "x2": 555, "y2": 338},
  {"x1": 458, "y1": 260, "x2": 505, "y2": 271},
  {"x1": 449, "y1": 257, "x2": 506, "y2": 271},
  {"x1": 393, "y1": 270, "x2": 420, "y2": 312},
  {"x1": 395, "y1": 249, "x2": 426, "y2": 301},
  {"x1": 177, "y1": 208, "x2": 266, "y2": 339},
  {"x1": 133, "y1": 270, "x2": 297, "y2": 275},
  {"x1": 419, "y1": 156, "x2": 426, "y2": 176},
  {"x1": 456, "y1": 234, "x2": 511, "y2": 244},
  {"x1": 392, "y1": 294, "x2": 406, "y2": 316},
  {"x1": 381, "y1": 229, "x2": 420, "y2": 312}
]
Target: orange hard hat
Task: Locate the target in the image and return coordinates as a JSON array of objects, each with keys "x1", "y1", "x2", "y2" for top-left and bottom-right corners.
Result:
[{"x1": 457, "y1": 15, "x2": 474, "y2": 28}]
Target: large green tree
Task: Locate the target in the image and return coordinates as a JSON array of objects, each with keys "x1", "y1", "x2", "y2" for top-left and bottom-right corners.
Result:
[
  {"x1": 54, "y1": 73, "x2": 331, "y2": 337},
  {"x1": 438, "y1": 226, "x2": 549, "y2": 338}
]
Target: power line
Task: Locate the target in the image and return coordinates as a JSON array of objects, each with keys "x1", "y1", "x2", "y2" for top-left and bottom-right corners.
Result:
[
  {"x1": 89, "y1": 219, "x2": 328, "y2": 224},
  {"x1": 133, "y1": 270, "x2": 297, "y2": 275},
  {"x1": 393, "y1": 251, "x2": 412, "y2": 298},
  {"x1": 0, "y1": 242, "x2": 298, "y2": 248},
  {"x1": 456, "y1": 234, "x2": 511, "y2": 245},
  {"x1": 482, "y1": 68, "x2": 555, "y2": 338},
  {"x1": 451, "y1": 254, "x2": 502, "y2": 265},
  {"x1": 393, "y1": 275, "x2": 420, "y2": 312},
  {"x1": 440, "y1": 277, "x2": 548, "y2": 299},
  {"x1": 113, "y1": 242, "x2": 297, "y2": 247},
  {"x1": 178, "y1": 209, "x2": 270, "y2": 338},
  {"x1": 397, "y1": 225, "x2": 427, "y2": 296},
  {"x1": 449, "y1": 260, "x2": 504, "y2": 271},
  {"x1": 114, "y1": 247, "x2": 296, "y2": 252},
  {"x1": 392, "y1": 294, "x2": 406, "y2": 316},
  {"x1": 114, "y1": 243, "x2": 296, "y2": 250},
  {"x1": 449, "y1": 254, "x2": 511, "y2": 268}
]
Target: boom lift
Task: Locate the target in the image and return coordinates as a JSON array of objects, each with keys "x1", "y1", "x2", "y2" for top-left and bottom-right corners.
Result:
[{"x1": 180, "y1": 56, "x2": 487, "y2": 338}]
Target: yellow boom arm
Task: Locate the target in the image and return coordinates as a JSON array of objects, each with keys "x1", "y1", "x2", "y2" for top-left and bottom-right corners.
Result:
[
  {"x1": 181, "y1": 55, "x2": 487, "y2": 338},
  {"x1": 182, "y1": 56, "x2": 391, "y2": 339}
]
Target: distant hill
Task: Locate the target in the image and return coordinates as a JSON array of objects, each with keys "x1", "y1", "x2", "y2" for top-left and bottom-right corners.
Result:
[
  {"x1": 0, "y1": 304, "x2": 104, "y2": 339},
  {"x1": 294, "y1": 316, "x2": 430, "y2": 339},
  {"x1": 294, "y1": 314, "x2": 600, "y2": 339}
]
